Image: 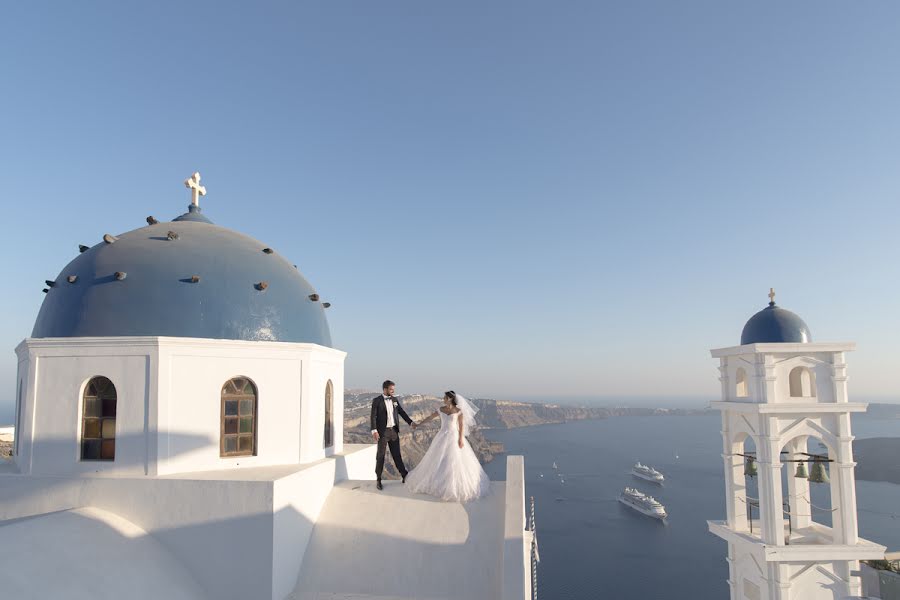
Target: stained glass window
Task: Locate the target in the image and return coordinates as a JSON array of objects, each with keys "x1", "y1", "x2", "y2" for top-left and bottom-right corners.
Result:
[
  {"x1": 82, "y1": 376, "x2": 116, "y2": 461},
  {"x1": 221, "y1": 377, "x2": 257, "y2": 457}
]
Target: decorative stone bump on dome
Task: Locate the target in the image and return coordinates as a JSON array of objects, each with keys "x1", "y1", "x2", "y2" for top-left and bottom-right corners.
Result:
[
  {"x1": 31, "y1": 173, "x2": 333, "y2": 347},
  {"x1": 740, "y1": 288, "x2": 812, "y2": 345}
]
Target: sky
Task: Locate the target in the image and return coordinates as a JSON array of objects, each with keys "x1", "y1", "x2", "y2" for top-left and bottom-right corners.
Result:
[{"x1": 1, "y1": 2, "x2": 900, "y2": 415}]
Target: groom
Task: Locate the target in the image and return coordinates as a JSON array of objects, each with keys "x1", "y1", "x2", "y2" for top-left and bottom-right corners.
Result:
[{"x1": 371, "y1": 380, "x2": 417, "y2": 490}]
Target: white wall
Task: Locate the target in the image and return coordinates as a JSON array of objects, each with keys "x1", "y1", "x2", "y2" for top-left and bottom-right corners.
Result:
[
  {"x1": 299, "y1": 358, "x2": 344, "y2": 463},
  {"x1": 159, "y1": 338, "x2": 345, "y2": 473},
  {"x1": 0, "y1": 444, "x2": 378, "y2": 600},
  {"x1": 161, "y1": 343, "x2": 303, "y2": 473},
  {"x1": 717, "y1": 344, "x2": 853, "y2": 406},
  {"x1": 14, "y1": 339, "x2": 154, "y2": 476},
  {"x1": 14, "y1": 337, "x2": 346, "y2": 477}
]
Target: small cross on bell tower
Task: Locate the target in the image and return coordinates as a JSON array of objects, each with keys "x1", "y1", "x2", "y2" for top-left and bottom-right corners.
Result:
[
  {"x1": 768, "y1": 287, "x2": 776, "y2": 305},
  {"x1": 184, "y1": 172, "x2": 207, "y2": 208}
]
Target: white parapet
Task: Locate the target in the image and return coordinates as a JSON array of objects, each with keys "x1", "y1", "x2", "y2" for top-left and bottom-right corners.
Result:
[
  {"x1": 0, "y1": 444, "x2": 376, "y2": 600},
  {"x1": 503, "y1": 454, "x2": 530, "y2": 600}
]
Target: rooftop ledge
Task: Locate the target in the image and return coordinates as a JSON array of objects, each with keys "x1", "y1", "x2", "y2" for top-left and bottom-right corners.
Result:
[
  {"x1": 0, "y1": 444, "x2": 376, "y2": 481},
  {"x1": 710, "y1": 342, "x2": 856, "y2": 357},
  {"x1": 708, "y1": 520, "x2": 886, "y2": 562}
]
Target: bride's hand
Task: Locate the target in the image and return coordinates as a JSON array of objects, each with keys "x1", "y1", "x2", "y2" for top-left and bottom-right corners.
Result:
[{"x1": 458, "y1": 439, "x2": 464, "y2": 449}]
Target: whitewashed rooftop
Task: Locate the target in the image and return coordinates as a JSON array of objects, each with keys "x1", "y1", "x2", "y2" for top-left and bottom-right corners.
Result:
[{"x1": 291, "y1": 480, "x2": 507, "y2": 600}]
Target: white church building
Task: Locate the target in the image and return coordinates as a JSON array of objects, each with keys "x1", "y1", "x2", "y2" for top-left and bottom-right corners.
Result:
[
  {"x1": 708, "y1": 291, "x2": 886, "y2": 600},
  {"x1": 0, "y1": 175, "x2": 533, "y2": 600}
]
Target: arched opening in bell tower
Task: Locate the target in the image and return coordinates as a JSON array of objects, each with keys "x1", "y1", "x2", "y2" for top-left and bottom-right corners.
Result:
[
  {"x1": 732, "y1": 432, "x2": 759, "y2": 531},
  {"x1": 778, "y1": 434, "x2": 836, "y2": 544},
  {"x1": 735, "y1": 367, "x2": 749, "y2": 398},
  {"x1": 789, "y1": 366, "x2": 817, "y2": 398}
]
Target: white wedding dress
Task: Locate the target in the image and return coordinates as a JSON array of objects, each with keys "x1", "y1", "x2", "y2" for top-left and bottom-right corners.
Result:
[{"x1": 405, "y1": 410, "x2": 491, "y2": 502}]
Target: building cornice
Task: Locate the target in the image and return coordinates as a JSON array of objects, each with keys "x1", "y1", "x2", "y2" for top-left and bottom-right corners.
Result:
[
  {"x1": 16, "y1": 336, "x2": 346, "y2": 359},
  {"x1": 710, "y1": 342, "x2": 856, "y2": 358},
  {"x1": 710, "y1": 401, "x2": 869, "y2": 414}
]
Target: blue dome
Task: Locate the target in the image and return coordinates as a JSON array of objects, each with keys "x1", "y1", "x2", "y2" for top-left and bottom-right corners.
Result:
[
  {"x1": 33, "y1": 206, "x2": 332, "y2": 346},
  {"x1": 740, "y1": 301, "x2": 811, "y2": 345}
]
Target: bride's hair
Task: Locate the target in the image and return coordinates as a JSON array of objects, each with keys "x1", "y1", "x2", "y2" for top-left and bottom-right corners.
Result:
[{"x1": 444, "y1": 390, "x2": 458, "y2": 406}]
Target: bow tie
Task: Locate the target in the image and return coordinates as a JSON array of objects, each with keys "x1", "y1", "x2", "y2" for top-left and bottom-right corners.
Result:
[{"x1": 384, "y1": 395, "x2": 393, "y2": 400}]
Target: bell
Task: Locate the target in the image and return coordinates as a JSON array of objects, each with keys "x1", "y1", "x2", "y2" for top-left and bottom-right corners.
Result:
[
  {"x1": 794, "y1": 462, "x2": 809, "y2": 479},
  {"x1": 744, "y1": 457, "x2": 758, "y2": 478},
  {"x1": 809, "y1": 461, "x2": 830, "y2": 484}
]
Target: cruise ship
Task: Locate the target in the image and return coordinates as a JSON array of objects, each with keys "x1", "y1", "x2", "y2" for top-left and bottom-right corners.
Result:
[
  {"x1": 618, "y1": 487, "x2": 667, "y2": 520},
  {"x1": 631, "y1": 462, "x2": 665, "y2": 484}
]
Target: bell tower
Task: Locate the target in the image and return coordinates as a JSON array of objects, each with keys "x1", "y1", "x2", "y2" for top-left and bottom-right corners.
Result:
[{"x1": 707, "y1": 291, "x2": 885, "y2": 600}]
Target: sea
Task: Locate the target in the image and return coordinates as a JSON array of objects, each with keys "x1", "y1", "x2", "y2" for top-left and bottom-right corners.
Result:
[{"x1": 482, "y1": 414, "x2": 900, "y2": 600}]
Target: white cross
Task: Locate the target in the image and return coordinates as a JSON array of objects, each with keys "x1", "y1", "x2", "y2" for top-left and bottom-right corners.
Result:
[
  {"x1": 768, "y1": 288, "x2": 776, "y2": 304},
  {"x1": 184, "y1": 172, "x2": 207, "y2": 207}
]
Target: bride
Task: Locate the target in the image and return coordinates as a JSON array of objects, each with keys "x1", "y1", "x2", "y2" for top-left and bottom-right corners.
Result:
[{"x1": 405, "y1": 391, "x2": 491, "y2": 502}]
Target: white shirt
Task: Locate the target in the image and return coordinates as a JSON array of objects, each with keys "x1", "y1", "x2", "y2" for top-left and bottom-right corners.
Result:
[{"x1": 372, "y1": 395, "x2": 395, "y2": 434}]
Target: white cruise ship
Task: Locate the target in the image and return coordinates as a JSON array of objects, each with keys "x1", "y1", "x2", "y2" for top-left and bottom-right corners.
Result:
[
  {"x1": 618, "y1": 487, "x2": 667, "y2": 520},
  {"x1": 631, "y1": 462, "x2": 665, "y2": 484}
]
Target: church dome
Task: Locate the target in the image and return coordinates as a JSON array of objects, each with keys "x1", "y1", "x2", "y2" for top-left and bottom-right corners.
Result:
[
  {"x1": 32, "y1": 204, "x2": 332, "y2": 346},
  {"x1": 740, "y1": 292, "x2": 811, "y2": 345}
]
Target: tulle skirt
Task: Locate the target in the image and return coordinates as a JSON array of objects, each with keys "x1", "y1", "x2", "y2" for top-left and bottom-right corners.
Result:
[{"x1": 405, "y1": 428, "x2": 491, "y2": 503}]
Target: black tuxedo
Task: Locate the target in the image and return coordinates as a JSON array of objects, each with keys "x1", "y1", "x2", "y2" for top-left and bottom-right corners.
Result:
[
  {"x1": 370, "y1": 394, "x2": 412, "y2": 435},
  {"x1": 371, "y1": 395, "x2": 412, "y2": 481}
]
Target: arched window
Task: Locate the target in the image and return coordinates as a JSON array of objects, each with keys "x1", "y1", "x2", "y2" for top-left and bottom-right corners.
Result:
[
  {"x1": 735, "y1": 368, "x2": 748, "y2": 398},
  {"x1": 324, "y1": 380, "x2": 334, "y2": 449},
  {"x1": 82, "y1": 376, "x2": 117, "y2": 461},
  {"x1": 221, "y1": 377, "x2": 257, "y2": 457},
  {"x1": 789, "y1": 367, "x2": 816, "y2": 398}
]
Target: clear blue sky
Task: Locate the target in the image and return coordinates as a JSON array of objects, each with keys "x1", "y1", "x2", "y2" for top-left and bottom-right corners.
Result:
[{"x1": 2, "y1": 2, "x2": 899, "y2": 415}]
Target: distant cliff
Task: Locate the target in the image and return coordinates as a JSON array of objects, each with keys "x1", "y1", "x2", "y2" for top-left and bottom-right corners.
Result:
[
  {"x1": 343, "y1": 392, "x2": 710, "y2": 479},
  {"x1": 854, "y1": 437, "x2": 900, "y2": 485},
  {"x1": 469, "y1": 399, "x2": 710, "y2": 429}
]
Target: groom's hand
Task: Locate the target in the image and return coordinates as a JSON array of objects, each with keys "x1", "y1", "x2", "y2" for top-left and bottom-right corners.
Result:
[
  {"x1": 373, "y1": 431, "x2": 380, "y2": 442},
  {"x1": 411, "y1": 422, "x2": 418, "y2": 429}
]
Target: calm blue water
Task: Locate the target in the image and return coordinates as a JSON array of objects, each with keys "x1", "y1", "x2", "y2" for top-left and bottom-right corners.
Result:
[{"x1": 483, "y1": 415, "x2": 900, "y2": 600}]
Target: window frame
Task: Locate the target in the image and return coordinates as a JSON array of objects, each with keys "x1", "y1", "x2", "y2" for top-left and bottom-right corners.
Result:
[
  {"x1": 81, "y1": 376, "x2": 117, "y2": 461},
  {"x1": 323, "y1": 380, "x2": 334, "y2": 449},
  {"x1": 220, "y1": 376, "x2": 258, "y2": 458}
]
